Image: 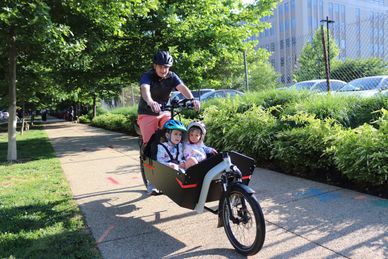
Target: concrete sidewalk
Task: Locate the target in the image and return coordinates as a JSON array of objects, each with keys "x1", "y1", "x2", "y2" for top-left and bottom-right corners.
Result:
[{"x1": 44, "y1": 121, "x2": 388, "y2": 259}]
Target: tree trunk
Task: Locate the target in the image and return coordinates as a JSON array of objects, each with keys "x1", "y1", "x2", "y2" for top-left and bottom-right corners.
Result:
[
  {"x1": 92, "y1": 93, "x2": 97, "y2": 119},
  {"x1": 7, "y1": 26, "x2": 17, "y2": 161}
]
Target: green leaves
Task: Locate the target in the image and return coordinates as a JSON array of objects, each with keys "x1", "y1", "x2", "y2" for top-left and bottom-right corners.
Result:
[
  {"x1": 294, "y1": 28, "x2": 340, "y2": 82},
  {"x1": 329, "y1": 113, "x2": 388, "y2": 185}
]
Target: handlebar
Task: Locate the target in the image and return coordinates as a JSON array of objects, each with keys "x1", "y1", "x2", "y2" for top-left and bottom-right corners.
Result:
[
  {"x1": 161, "y1": 98, "x2": 195, "y2": 112},
  {"x1": 160, "y1": 98, "x2": 195, "y2": 121}
]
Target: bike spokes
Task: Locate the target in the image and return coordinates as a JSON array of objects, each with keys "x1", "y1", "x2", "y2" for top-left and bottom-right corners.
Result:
[{"x1": 222, "y1": 188, "x2": 265, "y2": 256}]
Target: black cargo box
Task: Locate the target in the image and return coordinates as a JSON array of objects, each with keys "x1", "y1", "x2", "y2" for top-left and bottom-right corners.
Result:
[{"x1": 144, "y1": 151, "x2": 255, "y2": 210}]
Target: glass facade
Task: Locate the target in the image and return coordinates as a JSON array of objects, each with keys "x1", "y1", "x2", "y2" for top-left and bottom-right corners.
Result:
[{"x1": 257, "y1": 0, "x2": 388, "y2": 84}]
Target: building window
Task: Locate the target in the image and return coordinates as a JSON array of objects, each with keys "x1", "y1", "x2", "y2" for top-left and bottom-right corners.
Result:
[
  {"x1": 280, "y1": 40, "x2": 284, "y2": 49},
  {"x1": 271, "y1": 42, "x2": 275, "y2": 52},
  {"x1": 281, "y1": 57, "x2": 285, "y2": 67},
  {"x1": 286, "y1": 38, "x2": 290, "y2": 48}
]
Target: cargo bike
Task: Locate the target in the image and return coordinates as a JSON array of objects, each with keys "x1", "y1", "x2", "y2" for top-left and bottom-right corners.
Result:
[{"x1": 137, "y1": 98, "x2": 266, "y2": 256}]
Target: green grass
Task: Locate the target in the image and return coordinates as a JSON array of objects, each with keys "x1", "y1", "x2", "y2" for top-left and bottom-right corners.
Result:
[{"x1": 0, "y1": 129, "x2": 101, "y2": 258}]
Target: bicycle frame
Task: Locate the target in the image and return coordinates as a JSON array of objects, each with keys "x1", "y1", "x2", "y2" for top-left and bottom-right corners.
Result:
[
  {"x1": 194, "y1": 152, "x2": 255, "y2": 214},
  {"x1": 194, "y1": 153, "x2": 231, "y2": 213}
]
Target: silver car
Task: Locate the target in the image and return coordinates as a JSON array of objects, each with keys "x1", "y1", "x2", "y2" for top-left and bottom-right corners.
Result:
[
  {"x1": 199, "y1": 89, "x2": 244, "y2": 101},
  {"x1": 336, "y1": 76, "x2": 388, "y2": 97},
  {"x1": 171, "y1": 88, "x2": 215, "y2": 101},
  {"x1": 289, "y1": 79, "x2": 347, "y2": 92}
]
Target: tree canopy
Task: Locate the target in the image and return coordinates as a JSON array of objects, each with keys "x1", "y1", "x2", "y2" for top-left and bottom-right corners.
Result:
[
  {"x1": 293, "y1": 28, "x2": 340, "y2": 82},
  {"x1": 0, "y1": 0, "x2": 280, "y2": 160}
]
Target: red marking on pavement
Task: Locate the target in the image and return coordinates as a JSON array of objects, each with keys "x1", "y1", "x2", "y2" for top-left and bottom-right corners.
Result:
[
  {"x1": 107, "y1": 176, "x2": 120, "y2": 185},
  {"x1": 144, "y1": 163, "x2": 155, "y2": 170},
  {"x1": 97, "y1": 224, "x2": 115, "y2": 243},
  {"x1": 353, "y1": 195, "x2": 368, "y2": 200},
  {"x1": 176, "y1": 177, "x2": 197, "y2": 189},
  {"x1": 242, "y1": 175, "x2": 251, "y2": 180}
]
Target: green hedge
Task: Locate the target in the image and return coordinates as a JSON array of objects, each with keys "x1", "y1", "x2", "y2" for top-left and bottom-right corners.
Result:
[
  {"x1": 328, "y1": 109, "x2": 388, "y2": 185},
  {"x1": 91, "y1": 113, "x2": 136, "y2": 135},
  {"x1": 88, "y1": 92, "x2": 388, "y2": 188}
]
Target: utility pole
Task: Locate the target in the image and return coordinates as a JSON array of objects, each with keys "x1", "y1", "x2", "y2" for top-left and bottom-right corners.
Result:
[
  {"x1": 320, "y1": 24, "x2": 330, "y2": 92},
  {"x1": 320, "y1": 17, "x2": 335, "y2": 92}
]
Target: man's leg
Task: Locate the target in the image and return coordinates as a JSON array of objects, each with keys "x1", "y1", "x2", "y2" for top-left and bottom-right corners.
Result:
[
  {"x1": 137, "y1": 115, "x2": 159, "y2": 144},
  {"x1": 137, "y1": 114, "x2": 169, "y2": 195}
]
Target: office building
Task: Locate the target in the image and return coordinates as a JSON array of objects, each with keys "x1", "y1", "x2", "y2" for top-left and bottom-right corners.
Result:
[{"x1": 258, "y1": 0, "x2": 388, "y2": 84}]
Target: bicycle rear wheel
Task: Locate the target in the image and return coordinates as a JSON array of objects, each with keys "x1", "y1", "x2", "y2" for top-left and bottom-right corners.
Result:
[
  {"x1": 138, "y1": 138, "x2": 148, "y2": 188},
  {"x1": 221, "y1": 185, "x2": 265, "y2": 256}
]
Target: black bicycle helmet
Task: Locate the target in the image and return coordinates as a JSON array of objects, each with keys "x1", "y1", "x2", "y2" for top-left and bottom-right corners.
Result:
[
  {"x1": 153, "y1": 51, "x2": 173, "y2": 67},
  {"x1": 163, "y1": 119, "x2": 187, "y2": 132}
]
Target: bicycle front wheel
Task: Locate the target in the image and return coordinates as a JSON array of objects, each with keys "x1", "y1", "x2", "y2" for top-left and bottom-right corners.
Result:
[{"x1": 222, "y1": 185, "x2": 265, "y2": 256}]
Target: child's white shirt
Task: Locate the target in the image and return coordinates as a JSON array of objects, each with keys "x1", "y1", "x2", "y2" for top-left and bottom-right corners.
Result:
[
  {"x1": 184, "y1": 142, "x2": 213, "y2": 163},
  {"x1": 157, "y1": 141, "x2": 184, "y2": 166}
]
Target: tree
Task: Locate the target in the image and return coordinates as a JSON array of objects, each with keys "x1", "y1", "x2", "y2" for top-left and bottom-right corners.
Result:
[
  {"x1": 0, "y1": 1, "x2": 62, "y2": 160},
  {"x1": 331, "y1": 58, "x2": 388, "y2": 82},
  {"x1": 47, "y1": 0, "x2": 159, "y2": 118},
  {"x1": 224, "y1": 49, "x2": 280, "y2": 91},
  {"x1": 294, "y1": 28, "x2": 340, "y2": 82},
  {"x1": 114, "y1": 0, "x2": 279, "y2": 88}
]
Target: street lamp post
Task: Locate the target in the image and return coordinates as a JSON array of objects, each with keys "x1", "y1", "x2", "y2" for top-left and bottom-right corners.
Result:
[{"x1": 320, "y1": 16, "x2": 335, "y2": 92}]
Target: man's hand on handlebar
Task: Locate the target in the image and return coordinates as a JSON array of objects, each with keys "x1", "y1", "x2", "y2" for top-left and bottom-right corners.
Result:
[
  {"x1": 148, "y1": 100, "x2": 161, "y2": 113},
  {"x1": 193, "y1": 99, "x2": 200, "y2": 111}
]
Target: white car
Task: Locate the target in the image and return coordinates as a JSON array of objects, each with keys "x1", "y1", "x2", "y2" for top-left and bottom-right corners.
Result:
[
  {"x1": 171, "y1": 88, "x2": 215, "y2": 101},
  {"x1": 199, "y1": 89, "x2": 244, "y2": 101},
  {"x1": 288, "y1": 79, "x2": 347, "y2": 92},
  {"x1": 336, "y1": 76, "x2": 388, "y2": 97},
  {"x1": 0, "y1": 111, "x2": 9, "y2": 120}
]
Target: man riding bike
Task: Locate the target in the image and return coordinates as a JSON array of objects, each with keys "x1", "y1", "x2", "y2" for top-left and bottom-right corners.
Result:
[{"x1": 137, "y1": 50, "x2": 200, "y2": 194}]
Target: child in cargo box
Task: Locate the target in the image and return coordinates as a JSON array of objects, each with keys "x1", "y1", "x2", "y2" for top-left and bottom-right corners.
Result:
[
  {"x1": 183, "y1": 121, "x2": 217, "y2": 169},
  {"x1": 156, "y1": 119, "x2": 187, "y2": 171}
]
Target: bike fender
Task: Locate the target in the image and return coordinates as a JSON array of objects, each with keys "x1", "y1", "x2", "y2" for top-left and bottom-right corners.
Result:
[{"x1": 233, "y1": 182, "x2": 256, "y2": 194}]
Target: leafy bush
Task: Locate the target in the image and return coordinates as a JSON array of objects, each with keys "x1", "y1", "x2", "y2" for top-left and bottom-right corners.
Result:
[
  {"x1": 110, "y1": 105, "x2": 137, "y2": 116},
  {"x1": 223, "y1": 105, "x2": 278, "y2": 163},
  {"x1": 331, "y1": 58, "x2": 388, "y2": 82},
  {"x1": 328, "y1": 109, "x2": 388, "y2": 185},
  {"x1": 244, "y1": 89, "x2": 312, "y2": 109},
  {"x1": 282, "y1": 94, "x2": 388, "y2": 128},
  {"x1": 271, "y1": 113, "x2": 341, "y2": 175},
  {"x1": 346, "y1": 96, "x2": 388, "y2": 128},
  {"x1": 78, "y1": 115, "x2": 90, "y2": 123},
  {"x1": 203, "y1": 101, "x2": 241, "y2": 152},
  {"x1": 91, "y1": 113, "x2": 135, "y2": 134},
  {"x1": 284, "y1": 95, "x2": 356, "y2": 126}
]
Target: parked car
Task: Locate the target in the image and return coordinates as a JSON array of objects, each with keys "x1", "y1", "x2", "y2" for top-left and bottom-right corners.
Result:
[
  {"x1": 336, "y1": 76, "x2": 388, "y2": 97},
  {"x1": 0, "y1": 111, "x2": 9, "y2": 120},
  {"x1": 199, "y1": 89, "x2": 244, "y2": 101},
  {"x1": 288, "y1": 79, "x2": 347, "y2": 92},
  {"x1": 171, "y1": 88, "x2": 215, "y2": 101}
]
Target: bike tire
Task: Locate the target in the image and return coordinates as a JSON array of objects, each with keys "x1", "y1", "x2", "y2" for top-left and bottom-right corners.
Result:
[{"x1": 221, "y1": 185, "x2": 266, "y2": 256}]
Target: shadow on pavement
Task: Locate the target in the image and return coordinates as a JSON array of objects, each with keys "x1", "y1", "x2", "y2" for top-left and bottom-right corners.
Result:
[{"x1": 251, "y1": 170, "x2": 388, "y2": 258}]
